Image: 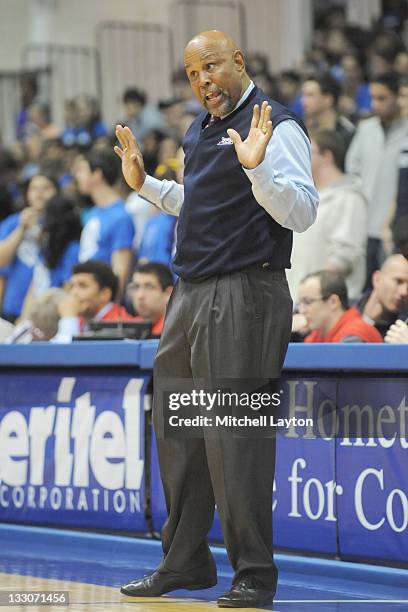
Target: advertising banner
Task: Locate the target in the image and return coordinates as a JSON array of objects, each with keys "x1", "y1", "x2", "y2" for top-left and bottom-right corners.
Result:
[
  {"x1": 0, "y1": 370, "x2": 149, "y2": 531},
  {"x1": 336, "y1": 378, "x2": 408, "y2": 563},
  {"x1": 150, "y1": 376, "x2": 339, "y2": 554}
]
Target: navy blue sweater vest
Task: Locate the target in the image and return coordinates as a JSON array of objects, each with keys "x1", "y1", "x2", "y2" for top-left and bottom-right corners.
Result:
[{"x1": 173, "y1": 86, "x2": 308, "y2": 280}]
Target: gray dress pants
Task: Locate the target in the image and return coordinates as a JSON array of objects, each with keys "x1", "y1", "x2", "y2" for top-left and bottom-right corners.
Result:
[{"x1": 153, "y1": 265, "x2": 292, "y2": 591}]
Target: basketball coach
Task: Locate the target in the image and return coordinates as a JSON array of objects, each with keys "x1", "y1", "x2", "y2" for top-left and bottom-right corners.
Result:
[{"x1": 115, "y1": 30, "x2": 318, "y2": 609}]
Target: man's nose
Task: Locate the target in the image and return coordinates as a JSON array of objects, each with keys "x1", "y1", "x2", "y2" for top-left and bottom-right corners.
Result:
[
  {"x1": 400, "y1": 282, "x2": 408, "y2": 298},
  {"x1": 198, "y1": 71, "x2": 211, "y2": 86},
  {"x1": 134, "y1": 290, "x2": 146, "y2": 301}
]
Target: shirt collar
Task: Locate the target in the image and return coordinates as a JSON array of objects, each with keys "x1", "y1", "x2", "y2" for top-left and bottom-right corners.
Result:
[{"x1": 95, "y1": 302, "x2": 113, "y2": 320}]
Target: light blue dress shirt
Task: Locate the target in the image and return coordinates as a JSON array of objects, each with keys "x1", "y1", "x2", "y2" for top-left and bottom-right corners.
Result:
[{"x1": 139, "y1": 82, "x2": 319, "y2": 233}]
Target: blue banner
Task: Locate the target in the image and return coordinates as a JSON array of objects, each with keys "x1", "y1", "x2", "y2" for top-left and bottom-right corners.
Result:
[
  {"x1": 0, "y1": 370, "x2": 149, "y2": 531},
  {"x1": 337, "y1": 378, "x2": 408, "y2": 563},
  {"x1": 1, "y1": 359, "x2": 407, "y2": 565},
  {"x1": 150, "y1": 376, "x2": 339, "y2": 554}
]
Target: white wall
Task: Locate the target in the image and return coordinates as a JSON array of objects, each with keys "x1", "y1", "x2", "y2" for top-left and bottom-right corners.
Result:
[
  {"x1": 0, "y1": 0, "x2": 313, "y2": 72},
  {"x1": 47, "y1": 0, "x2": 175, "y2": 46},
  {"x1": 0, "y1": 0, "x2": 175, "y2": 71},
  {"x1": 0, "y1": 0, "x2": 314, "y2": 140},
  {"x1": 0, "y1": 0, "x2": 29, "y2": 71}
]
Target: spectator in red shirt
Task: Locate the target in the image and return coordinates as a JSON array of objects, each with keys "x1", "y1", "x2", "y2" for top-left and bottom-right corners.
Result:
[
  {"x1": 298, "y1": 270, "x2": 383, "y2": 343},
  {"x1": 127, "y1": 262, "x2": 173, "y2": 337},
  {"x1": 52, "y1": 260, "x2": 133, "y2": 342}
]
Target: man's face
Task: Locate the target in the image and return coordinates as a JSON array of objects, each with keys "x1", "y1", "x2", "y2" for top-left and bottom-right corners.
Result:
[
  {"x1": 395, "y1": 52, "x2": 408, "y2": 76},
  {"x1": 397, "y1": 85, "x2": 408, "y2": 118},
  {"x1": 369, "y1": 83, "x2": 398, "y2": 123},
  {"x1": 68, "y1": 273, "x2": 110, "y2": 318},
  {"x1": 373, "y1": 257, "x2": 408, "y2": 313},
  {"x1": 184, "y1": 36, "x2": 245, "y2": 117},
  {"x1": 342, "y1": 56, "x2": 361, "y2": 82},
  {"x1": 74, "y1": 157, "x2": 96, "y2": 195},
  {"x1": 280, "y1": 77, "x2": 298, "y2": 101},
  {"x1": 29, "y1": 106, "x2": 46, "y2": 128},
  {"x1": 124, "y1": 100, "x2": 142, "y2": 119},
  {"x1": 128, "y1": 272, "x2": 171, "y2": 323},
  {"x1": 301, "y1": 81, "x2": 331, "y2": 119},
  {"x1": 298, "y1": 277, "x2": 331, "y2": 332}
]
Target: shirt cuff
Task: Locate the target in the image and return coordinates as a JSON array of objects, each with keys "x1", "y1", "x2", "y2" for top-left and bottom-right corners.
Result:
[
  {"x1": 138, "y1": 175, "x2": 163, "y2": 204},
  {"x1": 54, "y1": 316, "x2": 80, "y2": 342},
  {"x1": 242, "y1": 156, "x2": 275, "y2": 186}
]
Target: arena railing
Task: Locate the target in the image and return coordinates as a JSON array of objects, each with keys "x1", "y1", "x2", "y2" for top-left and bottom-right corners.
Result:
[{"x1": 22, "y1": 42, "x2": 101, "y2": 130}]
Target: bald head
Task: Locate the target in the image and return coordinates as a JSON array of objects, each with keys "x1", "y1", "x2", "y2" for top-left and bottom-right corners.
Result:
[
  {"x1": 184, "y1": 30, "x2": 239, "y2": 57},
  {"x1": 184, "y1": 30, "x2": 250, "y2": 117},
  {"x1": 373, "y1": 254, "x2": 408, "y2": 312},
  {"x1": 380, "y1": 254, "x2": 408, "y2": 274}
]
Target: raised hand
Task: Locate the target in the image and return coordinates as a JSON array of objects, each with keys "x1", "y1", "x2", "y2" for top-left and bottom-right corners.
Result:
[
  {"x1": 19, "y1": 207, "x2": 39, "y2": 231},
  {"x1": 58, "y1": 293, "x2": 81, "y2": 318},
  {"x1": 114, "y1": 125, "x2": 146, "y2": 191},
  {"x1": 385, "y1": 319, "x2": 408, "y2": 344},
  {"x1": 227, "y1": 101, "x2": 273, "y2": 169}
]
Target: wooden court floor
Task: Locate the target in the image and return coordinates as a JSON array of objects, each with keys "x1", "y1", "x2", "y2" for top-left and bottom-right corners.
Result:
[
  {"x1": 1, "y1": 572, "x2": 267, "y2": 612},
  {"x1": 2, "y1": 525, "x2": 407, "y2": 612}
]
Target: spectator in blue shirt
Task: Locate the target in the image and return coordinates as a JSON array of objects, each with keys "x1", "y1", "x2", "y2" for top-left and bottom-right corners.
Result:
[
  {"x1": 75, "y1": 148, "x2": 135, "y2": 295},
  {"x1": 138, "y1": 211, "x2": 176, "y2": 267},
  {"x1": 24, "y1": 194, "x2": 82, "y2": 312},
  {"x1": 279, "y1": 71, "x2": 304, "y2": 118},
  {"x1": 137, "y1": 166, "x2": 177, "y2": 267},
  {"x1": 121, "y1": 87, "x2": 165, "y2": 142},
  {"x1": 0, "y1": 173, "x2": 59, "y2": 321},
  {"x1": 61, "y1": 94, "x2": 108, "y2": 148},
  {"x1": 340, "y1": 53, "x2": 371, "y2": 116}
]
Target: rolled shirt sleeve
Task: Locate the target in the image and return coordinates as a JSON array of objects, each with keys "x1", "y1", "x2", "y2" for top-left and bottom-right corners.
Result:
[
  {"x1": 51, "y1": 316, "x2": 80, "y2": 344},
  {"x1": 139, "y1": 175, "x2": 184, "y2": 217},
  {"x1": 243, "y1": 120, "x2": 319, "y2": 233}
]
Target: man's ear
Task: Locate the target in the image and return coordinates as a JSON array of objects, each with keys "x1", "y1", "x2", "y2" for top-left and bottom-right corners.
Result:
[
  {"x1": 328, "y1": 294, "x2": 341, "y2": 310},
  {"x1": 93, "y1": 168, "x2": 103, "y2": 184},
  {"x1": 164, "y1": 286, "x2": 173, "y2": 302},
  {"x1": 233, "y1": 50, "x2": 245, "y2": 73},
  {"x1": 372, "y1": 270, "x2": 381, "y2": 290},
  {"x1": 101, "y1": 286, "x2": 113, "y2": 303}
]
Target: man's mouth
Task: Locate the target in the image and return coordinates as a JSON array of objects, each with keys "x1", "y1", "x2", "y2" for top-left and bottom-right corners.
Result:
[{"x1": 204, "y1": 91, "x2": 223, "y2": 107}]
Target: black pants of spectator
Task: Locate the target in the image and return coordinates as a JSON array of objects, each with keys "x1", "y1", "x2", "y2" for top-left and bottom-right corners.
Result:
[
  {"x1": 153, "y1": 266, "x2": 293, "y2": 592},
  {"x1": 364, "y1": 237, "x2": 385, "y2": 290}
]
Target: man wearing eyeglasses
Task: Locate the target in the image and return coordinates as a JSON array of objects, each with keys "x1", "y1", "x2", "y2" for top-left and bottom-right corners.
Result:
[
  {"x1": 298, "y1": 270, "x2": 383, "y2": 343},
  {"x1": 127, "y1": 262, "x2": 174, "y2": 336}
]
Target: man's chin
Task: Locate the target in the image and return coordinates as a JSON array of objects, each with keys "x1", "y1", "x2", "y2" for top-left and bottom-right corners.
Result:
[
  {"x1": 204, "y1": 97, "x2": 232, "y2": 117},
  {"x1": 81, "y1": 308, "x2": 94, "y2": 320},
  {"x1": 137, "y1": 312, "x2": 150, "y2": 320}
]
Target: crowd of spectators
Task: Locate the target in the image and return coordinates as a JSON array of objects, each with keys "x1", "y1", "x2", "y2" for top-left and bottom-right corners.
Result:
[{"x1": 0, "y1": 4, "x2": 408, "y2": 344}]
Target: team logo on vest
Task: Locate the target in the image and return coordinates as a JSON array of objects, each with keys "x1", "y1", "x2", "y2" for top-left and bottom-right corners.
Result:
[{"x1": 216, "y1": 136, "x2": 233, "y2": 146}]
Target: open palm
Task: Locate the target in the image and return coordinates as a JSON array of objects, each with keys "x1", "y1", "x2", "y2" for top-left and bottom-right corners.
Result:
[
  {"x1": 114, "y1": 125, "x2": 146, "y2": 191},
  {"x1": 227, "y1": 101, "x2": 273, "y2": 169}
]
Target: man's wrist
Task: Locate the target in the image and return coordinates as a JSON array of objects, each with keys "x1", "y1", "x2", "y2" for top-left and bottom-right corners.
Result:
[
  {"x1": 57, "y1": 316, "x2": 80, "y2": 336},
  {"x1": 136, "y1": 173, "x2": 147, "y2": 192}
]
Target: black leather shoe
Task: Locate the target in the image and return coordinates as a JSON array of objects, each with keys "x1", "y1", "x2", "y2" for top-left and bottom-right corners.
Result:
[
  {"x1": 120, "y1": 569, "x2": 217, "y2": 597},
  {"x1": 217, "y1": 576, "x2": 274, "y2": 608}
]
